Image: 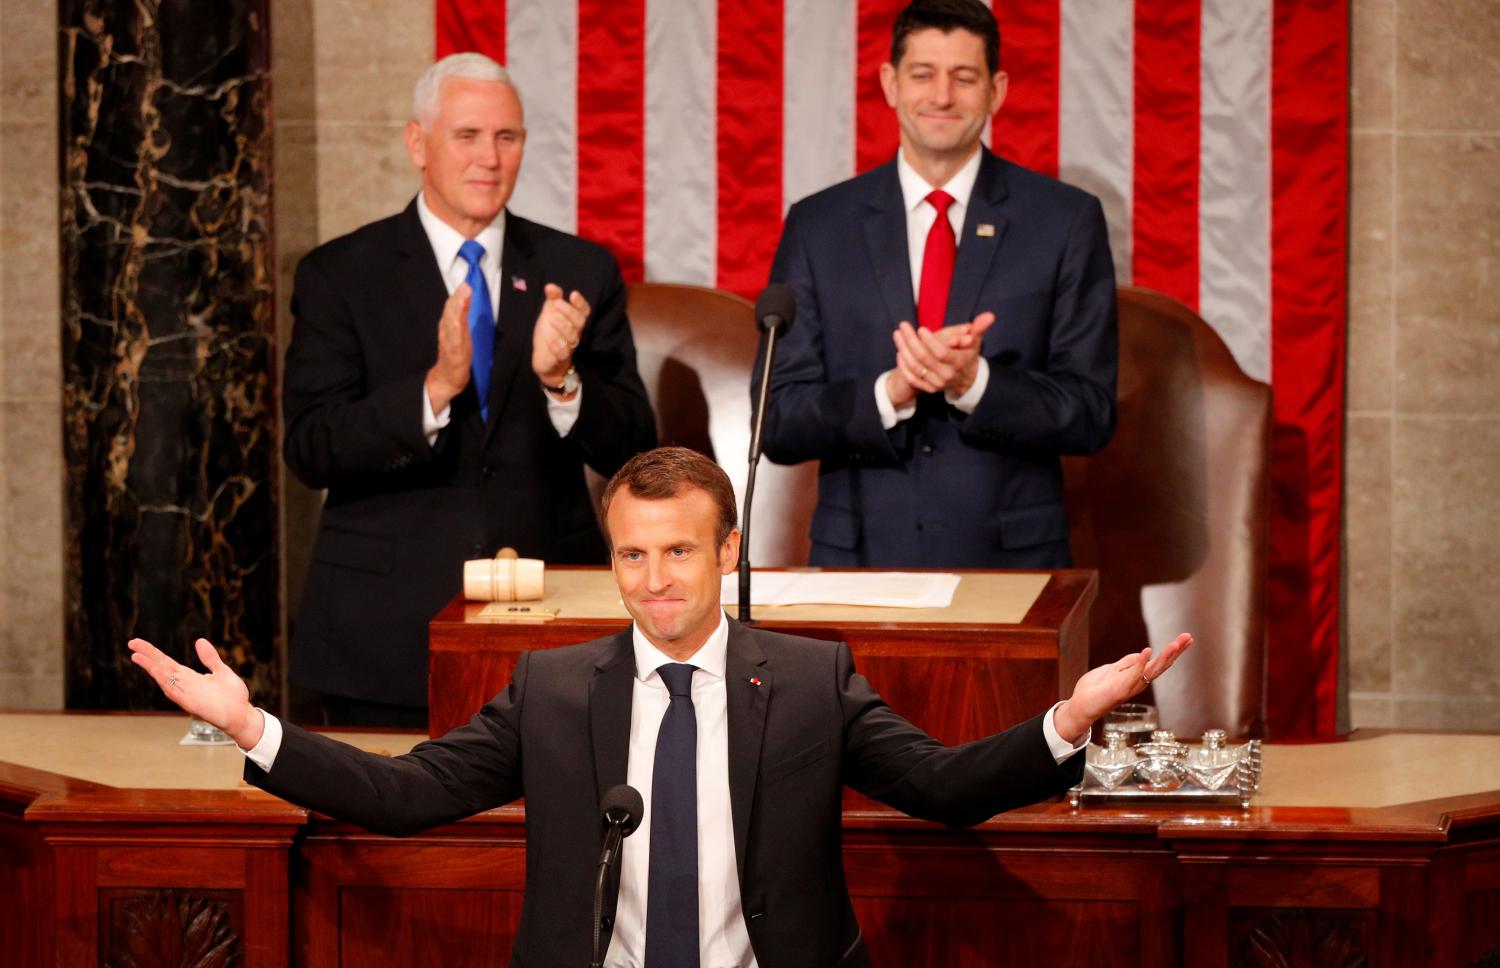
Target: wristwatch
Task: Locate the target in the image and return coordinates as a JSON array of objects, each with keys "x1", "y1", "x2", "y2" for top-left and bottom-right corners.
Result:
[{"x1": 543, "y1": 366, "x2": 580, "y2": 396}]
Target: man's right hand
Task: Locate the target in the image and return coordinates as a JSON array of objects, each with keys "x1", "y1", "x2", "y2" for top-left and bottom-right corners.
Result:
[
  {"x1": 885, "y1": 313, "x2": 994, "y2": 409},
  {"x1": 128, "y1": 637, "x2": 264, "y2": 750},
  {"x1": 425, "y1": 283, "x2": 474, "y2": 414}
]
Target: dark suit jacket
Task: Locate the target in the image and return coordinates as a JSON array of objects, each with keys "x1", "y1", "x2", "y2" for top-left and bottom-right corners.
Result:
[
  {"x1": 283, "y1": 202, "x2": 656, "y2": 706},
  {"x1": 246, "y1": 622, "x2": 1084, "y2": 967},
  {"x1": 758, "y1": 150, "x2": 1117, "y2": 568}
]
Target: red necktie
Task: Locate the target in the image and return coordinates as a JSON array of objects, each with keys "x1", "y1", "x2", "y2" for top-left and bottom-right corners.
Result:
[{"x1": 917, "y1": 189, "x2": 956, "y2": 331}]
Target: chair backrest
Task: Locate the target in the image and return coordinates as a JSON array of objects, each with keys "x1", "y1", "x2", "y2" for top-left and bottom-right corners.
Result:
[
  {"x1": 619, "y1": 282, "x2": 817, "y2": 566},
  {"x1": 1063, "y1": 286, "x2": 1270, "y2": 738}
]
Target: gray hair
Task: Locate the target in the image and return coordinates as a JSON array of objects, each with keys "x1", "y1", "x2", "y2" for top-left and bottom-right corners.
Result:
[{"x1": 411, "y1": 53, "x2": 519, "y2": 128}]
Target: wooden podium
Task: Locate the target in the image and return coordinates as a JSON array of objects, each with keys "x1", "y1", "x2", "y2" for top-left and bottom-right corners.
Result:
[
  {"x1": 6, "y1": 717, "x2": 1500, "y2": 967},
  {"x1": 428, "y1": 567, "x2": 1096, "y2": 743}
]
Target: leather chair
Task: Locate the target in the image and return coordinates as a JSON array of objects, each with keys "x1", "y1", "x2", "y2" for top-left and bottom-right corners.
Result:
[
  {"x1": 1063, "y1": 286, "x2": 1270, "y2": 738},
  {"x1": 618, "y1": 282, "x2": 817, "y2": 566}
]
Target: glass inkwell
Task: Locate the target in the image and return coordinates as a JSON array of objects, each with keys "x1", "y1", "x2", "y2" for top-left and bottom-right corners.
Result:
[
  {"x1": 1085, "y1": 728, "x2": 1139, "y2": 790},
  {"x1": 1132, "y1": 729, "x2": 1189, "y2": 792},
  {"x1": 1184, "y1": 729, "x2": 1241, "y2": 790}
]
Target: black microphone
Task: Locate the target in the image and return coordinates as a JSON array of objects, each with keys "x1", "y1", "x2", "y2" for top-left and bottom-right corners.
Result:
[
  {"x1": 592, "y1": 784, "x2": 644, "y2": 968},
  {"x1": 740, "y1": 284, "x2": 798, "y2": 623}
]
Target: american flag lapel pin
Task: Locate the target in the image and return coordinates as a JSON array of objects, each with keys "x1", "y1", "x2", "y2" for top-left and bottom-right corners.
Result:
[
  {"x1": 512, "y1": 275, "x2": 528, "y2": 292},
  {"x1": 749, "y1": 676, "x2": 762, "y2": 687},
  {"x1": 976, "y1": 223, "x2": 996, "y2": 238}
]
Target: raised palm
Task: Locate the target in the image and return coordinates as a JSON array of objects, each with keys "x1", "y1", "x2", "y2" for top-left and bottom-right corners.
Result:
[{"x1": 128, "y1": 637, "x2": 258, "y2": 744}]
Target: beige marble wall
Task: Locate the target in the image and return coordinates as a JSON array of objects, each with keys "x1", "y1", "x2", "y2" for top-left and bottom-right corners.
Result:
[
  {"x1": 1346, "y1": 0, "x2": 1500, "y2": 730},
  {"x1": 0, "y1": 0, "x2": 64, "y2": 709},
  {"x1": 270, "y1": 0, "x2": 433, "y2": 709}
]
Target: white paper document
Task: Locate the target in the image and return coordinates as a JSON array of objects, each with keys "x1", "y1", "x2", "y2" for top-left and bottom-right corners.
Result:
[{"x1": 720, "y1": 571, "x2": 961, "y2": 609}]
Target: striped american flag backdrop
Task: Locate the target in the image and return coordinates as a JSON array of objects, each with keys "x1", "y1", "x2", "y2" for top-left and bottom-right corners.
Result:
[{"x1": 436, "y1": 0, "x2": 1349, "y2": 738}]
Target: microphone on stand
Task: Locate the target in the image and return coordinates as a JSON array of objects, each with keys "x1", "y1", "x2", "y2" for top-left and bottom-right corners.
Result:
[
  {"x1": 739, "y1": 284, "x2": 797, "y2": 623},
  {"x1": 591, "y1": 784, "x2": 643, "y2": 968}
]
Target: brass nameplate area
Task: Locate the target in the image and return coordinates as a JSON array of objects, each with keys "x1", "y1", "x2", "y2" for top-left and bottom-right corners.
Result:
[{"x1": 476, "y1": 603, "x2": 559, "y2": 623}]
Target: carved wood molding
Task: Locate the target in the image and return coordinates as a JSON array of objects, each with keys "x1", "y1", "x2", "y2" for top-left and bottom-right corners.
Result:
[
  {"x1": 1229, "y1": 908, "x2": 1371, "y2": 968},
  {"x1": 101, "y1": 888, "x2": 243, "y2": 968}
]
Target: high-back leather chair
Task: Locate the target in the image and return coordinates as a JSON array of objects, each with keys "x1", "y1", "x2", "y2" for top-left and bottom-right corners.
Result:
[
  {"x1": 1063, "y1": 286, "x2": 1270, "y2": 738},
  {"x1": 620, "y1": 282, "x2": 817, "y2": 565}
]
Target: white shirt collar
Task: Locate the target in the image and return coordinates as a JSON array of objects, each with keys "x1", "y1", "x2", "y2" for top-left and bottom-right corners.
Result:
[
  {"x1": 416, "y1": 190, "x2": 506, "y2": 273},
  {"x1": 631, "y1": 610, "x2": 729, "y2": 683},
  {"x1": 895, "y1": 146, "x2": 983, "y2": 215}
]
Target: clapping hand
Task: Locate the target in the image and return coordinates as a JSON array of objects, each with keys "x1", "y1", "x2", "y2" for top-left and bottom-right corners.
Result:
[
  {"x1": 532, "y1": 283, "x2": 589, "y2": 390},
  {"x1": 425, "y1": 283, "x2": 475, "y2": 413},
  {"x1": 886, "y1": 312, "x2": 996, "y2": 408}
]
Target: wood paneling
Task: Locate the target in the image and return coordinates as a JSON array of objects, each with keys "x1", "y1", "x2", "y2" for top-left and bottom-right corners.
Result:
[
  {"x1": 6, "y1": 724, "x2": 1500, "y2": 967},
  {"x1": 340, "y1": 888, "x2": 520, "y2": 967},
  {"x1": 427, "y1": 568, "x2": 1097, "y2": 738}
]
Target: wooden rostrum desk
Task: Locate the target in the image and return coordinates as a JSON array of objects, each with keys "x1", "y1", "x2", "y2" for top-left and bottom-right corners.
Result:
[{"x1": 3, "y1": 570, "x2": 1498, "y2": 965}]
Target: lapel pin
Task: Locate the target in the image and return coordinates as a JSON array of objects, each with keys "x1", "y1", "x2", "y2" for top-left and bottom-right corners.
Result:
[
  {"x1": 512, "y1": 276, "x2": 528, "y2": 291},
  {"x1": 749, "y1": 677, "x2": 762, "y2": 687},
  {"x1": 976, "y1": 223, "x2": 996, "y2": 237}
]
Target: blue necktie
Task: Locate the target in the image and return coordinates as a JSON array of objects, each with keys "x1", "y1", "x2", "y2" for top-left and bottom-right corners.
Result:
[
  {"x1": 458, "y1": 240, "x2": 496, "y2": 422},
  {"x1": 646, "y1": 663, "x2": 700, "y2": 968}
]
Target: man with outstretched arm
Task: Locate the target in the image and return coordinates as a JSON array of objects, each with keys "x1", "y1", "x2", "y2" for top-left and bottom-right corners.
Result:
[{"x1": 131, "y1": 447, "x2": 1190, "y2": 968}]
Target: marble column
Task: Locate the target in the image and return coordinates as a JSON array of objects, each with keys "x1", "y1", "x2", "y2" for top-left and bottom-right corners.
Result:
[{"x1": 60, "y1": 0, "x2": 278, "y2": 710}]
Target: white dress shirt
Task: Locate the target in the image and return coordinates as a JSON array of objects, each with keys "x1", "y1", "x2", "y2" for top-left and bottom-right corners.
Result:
[
  {"x1": 873, "y1": 147, "x2": 991, "y2": 430},
  {"x1": 413, "y1": 191, "x2": 580, "y2": 445},
  {"x1": 608, "y1": 611, "x2": 750, "y2": 968},
  {"x1": 241, "y1": 612, "x2": 1087, "y2": 967}
]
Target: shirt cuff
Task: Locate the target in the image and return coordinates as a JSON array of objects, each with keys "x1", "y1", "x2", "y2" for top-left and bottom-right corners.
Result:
[
  {"x1": 944, "y1": 356, "x2": 989, "y2": 413},
  {"x1": 241, "y1": 708, "x2": 283, "y2": 772},
  {"x1": 874, "y1": 371, "x2": 917, "y2": 430},
  {"x1": 1042, "y1": 701, "x2": 1090, "y2": 763},
  {"x1": 422, "y1": 388, "x2": 452, "y2": 447},
  {"x1": 544, "y1": 384, "x2": 582, "y2": 437}
]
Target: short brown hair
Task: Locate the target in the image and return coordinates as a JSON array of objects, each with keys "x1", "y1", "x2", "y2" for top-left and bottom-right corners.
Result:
[
  {"x1": 891, "y1": 0, "x2": 1001, "y2": 76},
  {"x1": 600, "y1": 446, "x2": 739, "y2": 548}
]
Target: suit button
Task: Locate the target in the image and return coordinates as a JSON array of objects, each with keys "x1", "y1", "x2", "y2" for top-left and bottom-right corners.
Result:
[
  {"x1": 921, "y1": 443, "x2": 935, "y2": 456},
  {"x1": 600, "y1": 915, "x2": 613, "y2": 930}
]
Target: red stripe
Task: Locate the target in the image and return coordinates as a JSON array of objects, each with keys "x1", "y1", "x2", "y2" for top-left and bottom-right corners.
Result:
[
  {"x1": 855, "y1": 0, "x2": 906, "y2": 173},
  {"x1": 1267, "y1": 0, "x2": 1349, "y2": 739},
  {"x1": 717, "y1": 1, "x2": 784, "y2": 299},
  {"x1": 990, "y1": 0, "x2": 1059, "y2": 176},
  {"x1": 1130, "y1": 0, "x2": 1200, "y2": 309},
  {"x1": 576, "y1": 0, "x2": 646, "y2": 281},
  {"x1": 436, "y1": 0, "x2": 506, "y2": 62}
]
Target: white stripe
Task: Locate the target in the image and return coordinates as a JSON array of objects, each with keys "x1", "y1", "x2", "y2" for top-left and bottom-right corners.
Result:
[
  {"x1": 1199, "y1": 0, "x2": 1272, "y2": 382},
  {"x1": 782, "y1": 0, "x2": 856, "y2": 209},
  {"x1": 1058, "y1": 0, "x2": 1134, "y2": 284},
  {"x1": 644, "y1": 0, "x2": 716, "y2": 284},
  {"x1": 506, "y1": 0, "x2": 578, "y2": 233}
]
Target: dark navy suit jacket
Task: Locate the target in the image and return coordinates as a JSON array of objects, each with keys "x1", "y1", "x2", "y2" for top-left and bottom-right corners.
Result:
[
  {"x1": 246, "y1": 622, "x2": 1084, "y2": 967},
  {"x1": 759, "y1": 150, "x2": 1117, "y2": 567},
  {"x1": 283, "y1": 202, "x2": 656, "y2": 706}
]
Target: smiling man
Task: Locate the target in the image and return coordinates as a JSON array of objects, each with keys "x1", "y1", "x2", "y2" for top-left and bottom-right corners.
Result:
[
  {"x1": 758, "y1": 0, "x2": 1119, "y2": 571},
  {"x1": 129, "y1": 446, "x2": 1193, "y2": 967},
  {"x1": 282, "y1": 53, "x2": 656, "y2": 728}
]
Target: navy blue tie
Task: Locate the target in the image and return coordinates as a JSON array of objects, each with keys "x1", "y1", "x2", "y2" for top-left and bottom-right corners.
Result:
[
  {"x1": 457, "y1": 240, "x2": 496, "y2": 422},
  {"x1": 646, "y1": 663, "x2": 699, "y2": 968}
]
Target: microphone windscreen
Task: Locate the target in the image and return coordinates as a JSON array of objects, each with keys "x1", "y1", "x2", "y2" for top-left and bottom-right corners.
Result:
[
  {"x1": 601, "y1": 784, "x2": 644, "y2": 836},
  {"x1": 754, "y1": 283, "x2": 797, "y2": 334}
]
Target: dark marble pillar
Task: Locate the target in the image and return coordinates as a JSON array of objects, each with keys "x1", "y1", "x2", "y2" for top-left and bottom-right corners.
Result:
[{"x1": 60, "y1": 0, "x2": 279, "y2": 710}]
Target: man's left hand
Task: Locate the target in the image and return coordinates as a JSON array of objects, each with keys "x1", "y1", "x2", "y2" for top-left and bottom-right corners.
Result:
[
  {"x1": 1052, "y1": 633, "x2": 1194, "y2": 744},
  {"x1": 533, "y1": 283, "x2": 590, "y2": 388},
  {"x1": 892, "y1": 312, "x2": 995, "y2": 398}
]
